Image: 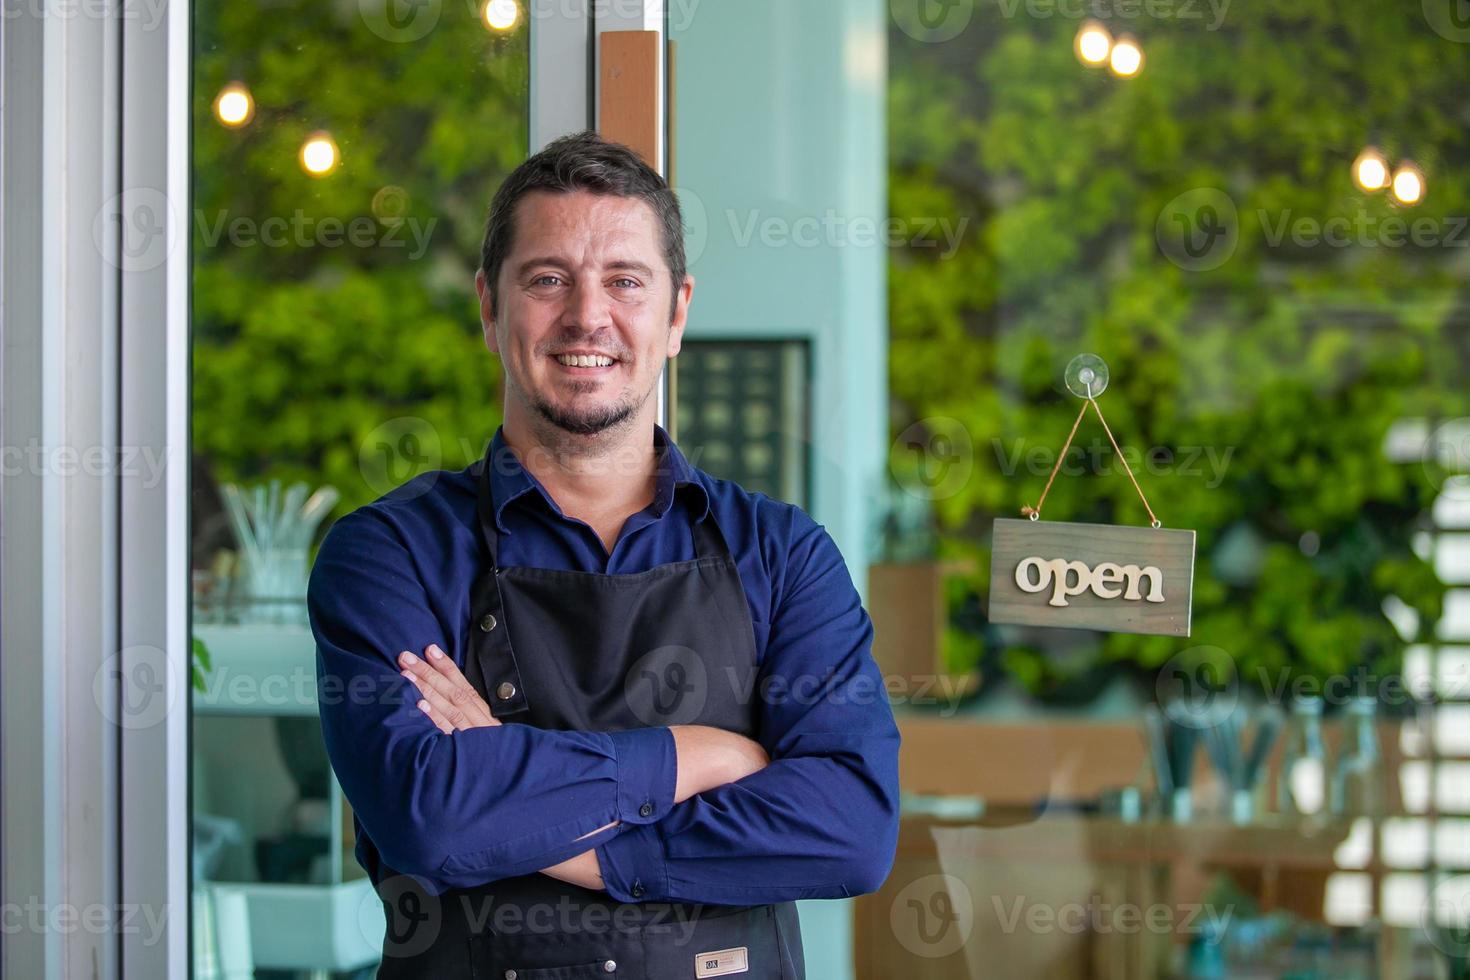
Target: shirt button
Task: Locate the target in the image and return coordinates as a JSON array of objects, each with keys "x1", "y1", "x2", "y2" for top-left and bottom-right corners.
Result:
[
  {"x1": 630, "y1": 879, "x2": 645, "y2": 898},
  {"x1": 638, "y1": 802, "x2": 653, "y2": 818},
  {"x1": 603, "y1": 961, "x2": 617, "y2": 973},
  {"x1": 496, "y1": 681, "x2": 516, "y2": 700},
  {"x1": 504, "y1": 972, "x2": 517, "y2": 980},
  {"x1": 479, "y1": 613, "x2": 497, "y2": 632}
]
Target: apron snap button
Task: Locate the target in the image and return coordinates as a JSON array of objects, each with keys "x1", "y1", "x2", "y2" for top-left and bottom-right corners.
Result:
[
  {"x1": 638, "y1": 802, "x2": 653, "y2": 817},
  {"x1": 479, "y1": 613, "x2": 498, "y2": 632},
  {"x1": 504, "y1": 971, "x2": 516, "y2": 980},
  {"x1": 630, "y1": 880, "x2": 644, "y2": 898},
  {"x1": 496, "y1": 681, "x2": 517, "y2": 700},
  {"x1": 602, "y1": 960, "x2": 617, "y2": 972}
]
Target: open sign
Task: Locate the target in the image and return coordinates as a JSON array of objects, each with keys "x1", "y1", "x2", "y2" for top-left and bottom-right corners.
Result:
[{"x1": 988, "y1": 518, "x2": 1195, "y2": 636}]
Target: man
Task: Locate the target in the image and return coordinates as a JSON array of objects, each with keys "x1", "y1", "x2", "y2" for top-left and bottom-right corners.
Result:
[{"x1": 308, "y1": 131, "x2": 900, "y2": 979}]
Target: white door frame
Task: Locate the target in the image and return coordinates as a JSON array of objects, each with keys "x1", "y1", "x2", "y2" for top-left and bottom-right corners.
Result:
[{"x1": 0, "y1": 1, "x2": 670, "y2": 976}]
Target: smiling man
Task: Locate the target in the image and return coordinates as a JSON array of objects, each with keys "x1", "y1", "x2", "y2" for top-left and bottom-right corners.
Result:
[{"x1": 307, "y1": 131, "x2": 900, "y2": 979}]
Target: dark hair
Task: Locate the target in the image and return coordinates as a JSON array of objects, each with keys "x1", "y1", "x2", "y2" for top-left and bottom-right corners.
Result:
[{"x1": 479, "y1": 131, "x2": 687, "y2": 317}]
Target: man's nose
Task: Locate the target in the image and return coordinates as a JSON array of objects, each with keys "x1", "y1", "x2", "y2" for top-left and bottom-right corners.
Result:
[{"x1": 562, "y1": 278, "x2": 614, "y2": 331}]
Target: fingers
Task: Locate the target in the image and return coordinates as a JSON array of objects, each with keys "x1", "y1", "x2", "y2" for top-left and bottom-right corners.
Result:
[{"x1": 398, "y1": 645, "x2": 500, "y2": 730}]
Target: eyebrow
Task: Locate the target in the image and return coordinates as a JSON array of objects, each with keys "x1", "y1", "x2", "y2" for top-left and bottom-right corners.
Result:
[{"x1": 515, "y1": 257, "x2": 656, "y2": 278}]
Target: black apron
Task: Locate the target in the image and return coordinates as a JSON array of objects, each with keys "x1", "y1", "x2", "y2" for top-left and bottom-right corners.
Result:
[{"x1": 374, "y1": 447, "x2": 806, "y2": 979}]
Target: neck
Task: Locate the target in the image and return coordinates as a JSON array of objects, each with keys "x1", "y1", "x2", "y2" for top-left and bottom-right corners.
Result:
[{"x1": 500, "y1": 403, "x2": 660, "y2": 520}]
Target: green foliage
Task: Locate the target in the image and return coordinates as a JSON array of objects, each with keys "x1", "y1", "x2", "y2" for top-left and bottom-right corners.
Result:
[
  {"x1": 192, "y1": 0, "x2": 528, "y2": 519},
  {"x1": 891, "y1": 1, "x2": 1467, "y2": 693}
]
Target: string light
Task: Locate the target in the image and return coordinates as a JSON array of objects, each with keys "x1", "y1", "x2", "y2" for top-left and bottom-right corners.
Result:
[
  {"x1": 1108, "y1": 34, "x2": 1144, "y2": 77},
  {"x1": 482, "y1": 0, "x2": 517, "y2": 31},
  {"x1": 1352, "y1": 146, "x2": 1390, "y2": 192},
  {"x1": 299, "y1": 132, "x2": 340, "y2": 177},
  {"x1": 213, "y1": 82, "x2": 254, "y2": 129},
  {"x1": 1390, "y1": 161, "x2": 1425, "y2": 206},
  {"x1": 1074, "y1": 21, "x2": 1112, "y2": 66}
]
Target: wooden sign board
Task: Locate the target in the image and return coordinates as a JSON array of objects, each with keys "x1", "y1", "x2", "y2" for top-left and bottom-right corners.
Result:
[{"x1": 988, "y1": 519, "x2": 1196, "y2": 637}]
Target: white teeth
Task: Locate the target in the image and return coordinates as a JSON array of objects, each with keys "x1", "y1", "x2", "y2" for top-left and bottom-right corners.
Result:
[{"x1": 556, "y1": 354, "x2": 615, "y2": 367}]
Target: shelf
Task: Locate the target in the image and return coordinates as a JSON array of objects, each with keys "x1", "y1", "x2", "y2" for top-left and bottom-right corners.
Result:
[
  {"x1": 205, "y1": 878, "x2": 382, "y2": 972},
  {"x1": 193, "y1": 623, "x2": 319, "y2": 717}
]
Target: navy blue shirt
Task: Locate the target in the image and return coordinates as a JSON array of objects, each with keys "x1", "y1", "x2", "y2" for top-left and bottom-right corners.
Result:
[{"x1": 307, "y1": 424, "x2": 900, "y2": 904}]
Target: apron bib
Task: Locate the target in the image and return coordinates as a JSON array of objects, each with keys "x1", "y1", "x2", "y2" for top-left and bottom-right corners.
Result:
[{"x1": 374, "y1": 450, "x2": 806, "y2": 979}]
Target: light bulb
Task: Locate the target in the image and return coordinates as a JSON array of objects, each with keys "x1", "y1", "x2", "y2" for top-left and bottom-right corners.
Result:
[
  {"x1": 1109, "y1": 35, "x2": 1143, "y2": 77},
  {"x1": 299, "y1": 132, "x2": 340, "y2": 177},
  {"x1": 213, "y1": 82, "x2": 254, "y2": 128},
  {"x1": 1074, "y1": 21, "x2": 1112, "y2": 66},
  {"x1": 1391, "y1": 161, "x2": 1425, "y2": 206},
  {"x1": 1352, "y1": 147, "x2": 1389, "y2": 192},
  {"x1": 482, "y1": 0, "x2": 517, "y2": 31}
]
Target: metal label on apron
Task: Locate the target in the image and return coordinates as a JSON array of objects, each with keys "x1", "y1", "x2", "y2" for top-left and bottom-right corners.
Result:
[{"x1": 694, "y1": 945, "x2": 749, "y2": 977}]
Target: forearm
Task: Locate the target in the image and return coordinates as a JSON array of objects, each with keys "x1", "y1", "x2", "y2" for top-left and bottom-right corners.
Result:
[{"x1": 596, "y1": 730, "x2": 900, "y2": 905}]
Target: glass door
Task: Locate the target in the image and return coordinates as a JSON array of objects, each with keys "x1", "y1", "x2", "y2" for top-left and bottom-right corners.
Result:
[{"x1": 187, "y1": 2, "x2": 532, "y2": 973}]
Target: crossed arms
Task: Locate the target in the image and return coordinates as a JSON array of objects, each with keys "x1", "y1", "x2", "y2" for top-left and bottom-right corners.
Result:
[{"x1": 308, "y1": 507, "x2": 901, "y2": 905}]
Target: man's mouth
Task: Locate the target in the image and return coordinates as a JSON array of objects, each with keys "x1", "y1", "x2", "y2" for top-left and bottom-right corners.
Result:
[{"x1": 552, "y1": 352, "x2": 619, "y2": 371}]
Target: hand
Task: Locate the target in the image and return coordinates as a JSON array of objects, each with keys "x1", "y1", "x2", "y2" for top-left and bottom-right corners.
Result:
[
  {"x1": 669, "y1": 725, "x2": 770, "y2": 802},
  {"x1": 398, "y1": 644, "x2": 501, "y2": 733}
]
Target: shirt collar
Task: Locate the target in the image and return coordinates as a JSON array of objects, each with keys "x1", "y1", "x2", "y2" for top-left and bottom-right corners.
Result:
[{"x1": 482, "y1": 423, "x2": 710, "y2": 534}]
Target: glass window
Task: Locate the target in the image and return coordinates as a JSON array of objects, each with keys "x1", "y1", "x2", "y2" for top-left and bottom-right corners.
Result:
[{"x1": 188, "y1": 1, "x2": 528, "y2": 972}]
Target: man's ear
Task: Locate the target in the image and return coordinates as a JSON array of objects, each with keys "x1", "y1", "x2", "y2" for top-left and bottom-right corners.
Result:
[
  {"x1": 667, "y1": 274, "x2": 695, "y2": 359},
  {"x1": 475, "y1": 269, "x2": 500, "y2": 354}
]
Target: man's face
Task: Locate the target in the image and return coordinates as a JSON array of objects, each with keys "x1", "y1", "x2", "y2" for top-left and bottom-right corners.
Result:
[{"x1": 476, "y1": 189, "x2": 693, "y2": 439}]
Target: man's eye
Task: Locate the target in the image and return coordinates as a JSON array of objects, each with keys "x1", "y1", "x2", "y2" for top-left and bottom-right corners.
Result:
[
  {"x1": 610, "y1": 277, "x2": 640, "y2": 289},
  {"x1": 531, "y1": 275, "x2": 563, "y2": 287}
]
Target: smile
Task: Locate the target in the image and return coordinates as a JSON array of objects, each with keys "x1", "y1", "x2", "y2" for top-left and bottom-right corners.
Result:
[{"x1": 553, "y1": 353, "x2": 618, "y2": 369}]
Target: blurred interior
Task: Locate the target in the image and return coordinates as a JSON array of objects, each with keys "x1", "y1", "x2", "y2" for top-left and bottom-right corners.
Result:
[{"x1": 187, "y1": 1, "x2": 1470, "y2": 977}]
